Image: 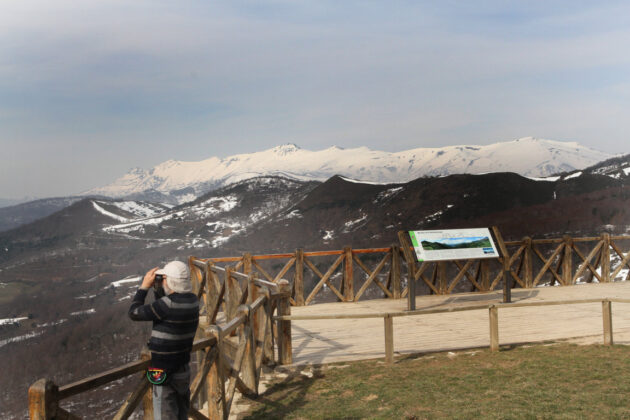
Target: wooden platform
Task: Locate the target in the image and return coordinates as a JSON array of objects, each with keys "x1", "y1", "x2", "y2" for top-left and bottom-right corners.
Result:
[{"x1": 289, "y1": 282, "x2": 630, "y2": 365}]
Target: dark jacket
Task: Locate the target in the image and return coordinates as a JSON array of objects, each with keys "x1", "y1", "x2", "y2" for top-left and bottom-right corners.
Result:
[{"x1": 129, "y1": 288, "x2": 199, "y2": 370}]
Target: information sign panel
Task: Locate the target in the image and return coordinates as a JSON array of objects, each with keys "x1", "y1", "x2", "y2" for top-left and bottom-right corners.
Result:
[{"x1": 408, "y1": 228, "x2": 499, "y2": 262}]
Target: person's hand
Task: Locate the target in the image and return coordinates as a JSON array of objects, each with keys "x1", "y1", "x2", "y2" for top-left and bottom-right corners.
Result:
[{"x1": 141, "y1": 267, "x2": 160, "y2": 289}]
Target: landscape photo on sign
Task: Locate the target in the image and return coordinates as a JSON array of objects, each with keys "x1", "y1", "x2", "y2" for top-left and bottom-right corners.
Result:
[
  {"x1": 408, "y1": 228, "x2": 499, "y2": 262},
  {"x1": 420, "y1": 236, "x2": 493, "y2": 250}
]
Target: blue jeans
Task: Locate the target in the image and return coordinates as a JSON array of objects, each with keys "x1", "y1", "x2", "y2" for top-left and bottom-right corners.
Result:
[{"x1": 153, "y1": 364, "x2": 190, "y2": 420}]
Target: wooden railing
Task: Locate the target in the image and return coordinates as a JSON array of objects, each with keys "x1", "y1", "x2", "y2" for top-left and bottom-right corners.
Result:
[
  {"x1": 28, "y1": 259, "x2": 293, "y2": 420},
  {"x1": 27, "y1": 232, "x2": 630, "y2": 418},
  {"x1": 197, "y1": 233, "x2": 630, "y2": 306},
  {"x1": 274, "y1": 297, "x2": 628, "y2": 364}
]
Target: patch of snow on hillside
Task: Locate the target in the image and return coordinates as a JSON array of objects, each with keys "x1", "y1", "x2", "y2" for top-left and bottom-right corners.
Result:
[
  {"x1": 624, "y1": 167, "x2": 630, "y2": 176},
  {"x1": 339, "y1": 176, "x2": 389, "y2": 185},
  {"x1": 191, "y1": 238, "x2": 211, "y2": 248},
  {"x1": 424, "y1": 210, "x2": 443, "y2": 222},
  {"x1": 323, "y1": 230, "x2": 334, "y2": 240},
  {"x1": 177, "y1": 193, "x2": 197, "y2": 204},
  {"x1": 110, "y1": 201, "x2": 164, "y2": 218},
  {"x1": 374, "y1": 187, "x2": 403, "y2": 203},
  {"x1": 0, "y1": 317, "x2": 27, "y2": 326},
  {"x1": 110, "y1": 276, "x2": 141, "y2": 288},
  {"x1": 71, "y1": 308, "x2": 96, "y2": 316},
  {"x1": 103, "y1": 213, "x2": 176, "y2": 233},
  {"x1": 190, "y1": 196, "x2": 238, "y2": 218},
  {"x1": 0, "y1": 331, "x2": 43, "y2": 348},
  {"x1": 92, "y1": 201, "x2": 129, "y2": 222},
  {"x1": 526, "y1": 176, "x2": 561, "y2": 182},
  {"x1": 284, "y1": 210, "x2": 302, "y2": 219},
  {"x1": 344, "y1": 214, "x2": 368, "y2": 231},
  {"x1": 564, "y1": 171, "x2": 582, "y2": 180}
]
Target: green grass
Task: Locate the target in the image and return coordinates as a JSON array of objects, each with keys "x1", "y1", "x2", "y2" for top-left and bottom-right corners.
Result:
[{"x1": 244, "y1": 344, "x2": 630, "y2": 419}]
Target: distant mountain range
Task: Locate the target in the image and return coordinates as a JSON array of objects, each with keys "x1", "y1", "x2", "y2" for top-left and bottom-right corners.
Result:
[{"x1": 81, "y1": 137, "x2": 613, "y2": 204}]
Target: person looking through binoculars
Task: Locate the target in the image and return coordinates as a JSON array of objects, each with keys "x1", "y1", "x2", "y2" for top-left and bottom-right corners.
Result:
[{"x1": 128, "y1": 261, "x2": 199, "y2": 420}]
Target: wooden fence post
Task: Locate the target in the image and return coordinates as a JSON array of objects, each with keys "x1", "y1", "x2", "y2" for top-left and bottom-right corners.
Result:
[
  {"x1": 523, "y1": 237, "x2": 533, "y2": 288},
  {"x1": 384, "y1": 315, "x2": 394, "y2": 364},
  {"x1": 489, "y1": 305, "x2": 499, "y2": 352},
  {"x1": 602, "y1": 300, "x2": 613, "y2": 345},
  {"x1": 263, "y1": 289, "x2": 274, "y2": 363},
  {"x1": 342, "y1": 246, "x2": 354, "y2": 302},
  {"x1": 141, "y1": 348, "x2": 154, "y2": 420},
  {"x1": 391, "y1": 245, "x2": 401, "y2": 299},
  {"x1": 28, "y1": 379, "x2": 59, "y2": 420},
  {"x1": 294, "y1": 249, "x2": 305, "y2": 306},
  {"x1": 243, "y1": 253, "x2": 252, "y2": 275},
  {"x1": 225, "y1": 267, "x2": 241, "y2": 322},
  {"x1": 563, "y1": 236, "x2": 573, "y2": 286},
  {"x1": 601, "y1": 233, "x2": 611, "y2": 283},
  {"x1": 277, "y1": 280, "x2": 292, "y2": 365}
]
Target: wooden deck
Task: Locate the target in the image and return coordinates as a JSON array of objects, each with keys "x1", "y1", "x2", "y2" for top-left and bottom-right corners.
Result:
[{"x1": 289, "y1": 282, "x2": 630, "y2": 365}]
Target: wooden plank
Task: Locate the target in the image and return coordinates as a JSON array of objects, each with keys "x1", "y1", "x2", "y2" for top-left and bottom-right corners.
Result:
[
  {"x1": 239, "y1": 322, "x2": 258, "y2": 396},
  {"x1": 275, "y1": 298, "x2": 608, "y2": 321},
  {"x1": 140, "y1": 349, "x2": 153, "y2": 420},
  {"x1": 189, "y1": 408, "x2": 210, "y2": 420},
  {"x1": 523, "y1": 237, "x2": 533, "y2": 288},
  {"x1": 572, "y1": 241, "x2": 603, "y2": 283},
  {"x1": 563, "y1": 236, "x2": 573, "y2": 286},
  {"x1": 398, "y1": 231, "x2": 417, "y2": 310},
  {"x1": 610, "y1": 248, "x2": 630, "y2": 280},
  {"x1": 602, "y1": 233, "x2": 611, "y2": 282},
  {"x1": 273, "y1": 257, "x2": 296, "y2": 284},
  {"x1": 205, "y1": 327, "x2": 224, "y2": 420},
  {"x1": 305, "y1": 254, "x2": 345, "y2": 305},
  {"x1": 294, "y1": 249, "x2": 305, "y2": 306},
  {"x1": 190, "y1": 346, "x2": 219, "y2": 403},
  {"x1": 492, "y1": 226, "x2": 511, "y2": 303},
  {"x1": 224, "y1": 326, "x2": 248, "y2": 415},
  {"x1": 251, "y1": 260, "x2": 275, "y2": 283},
  {"x1": 447, "y1": 260, "x2": 475, "y2": 294},
  {"x1": 277, "y1": 289, "x2": 293, "y2": 364},
  {"x1": 354, "y1": 253, "x2": 391, "y2": 301},
  {"x1": 304, "y1": 250, "x2": 345, "y2": 257},
  {"x1": 113, "y1": 375, "x2": 150, "y2": 420},
  {"x1": 384, "y1": 315, "x2": 394, "y2": 364},
  {"x1": 391, "y1": 247, "x2": 401, "y2": 299},
  {"x1": 610, "y1": 240, "x2": 630, "y2": 262},
  {"x1": 353, "y1": 247, "x2": 392, "y2": 254},
  {"x1": 532, "y1": 243, "x2": 564, "y2": 287},
  {"x1": 55, "y1": 407, "x2": 81, "y2": 420},
  {"x1": 58, "y1": 359, "x2": 149, "y2": 400}
]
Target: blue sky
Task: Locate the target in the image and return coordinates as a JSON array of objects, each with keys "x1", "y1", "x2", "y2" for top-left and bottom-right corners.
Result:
[{"x1": 1, "y1": 1, "x2": 629, "y2": 198}]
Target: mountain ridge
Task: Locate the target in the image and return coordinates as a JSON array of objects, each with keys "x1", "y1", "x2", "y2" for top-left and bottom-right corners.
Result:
[{"x1": 82, "y1": 137, "x2": 613, "y2": 203}]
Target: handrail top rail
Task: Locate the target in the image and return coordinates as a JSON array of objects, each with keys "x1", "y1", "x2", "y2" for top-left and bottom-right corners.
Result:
[
  {"x1": 191, "y1": 234, "x2": 630, "y2": 263},
  {"x1": 272, "y1": 297, "x2": 627, "y2": 322}
]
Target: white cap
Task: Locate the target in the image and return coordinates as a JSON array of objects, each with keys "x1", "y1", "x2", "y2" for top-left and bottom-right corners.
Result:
[{"x1": 156, "y1": 261, "x2": 192, "y2": 294}]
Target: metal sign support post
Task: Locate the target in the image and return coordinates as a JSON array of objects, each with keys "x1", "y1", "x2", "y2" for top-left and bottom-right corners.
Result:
[{"x1": 491, "y1": 226, "x2": 511, "y2": 304}]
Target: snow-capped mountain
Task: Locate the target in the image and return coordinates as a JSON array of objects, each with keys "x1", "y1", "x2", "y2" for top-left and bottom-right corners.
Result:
[{"x1": 82, "y1": 137, "x2": 613, "y2": 203}]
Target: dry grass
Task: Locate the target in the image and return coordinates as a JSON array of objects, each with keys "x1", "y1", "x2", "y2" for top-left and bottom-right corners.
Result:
[{"x1": 242, "y1": 343, "x2": 630, "y2": 419}]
